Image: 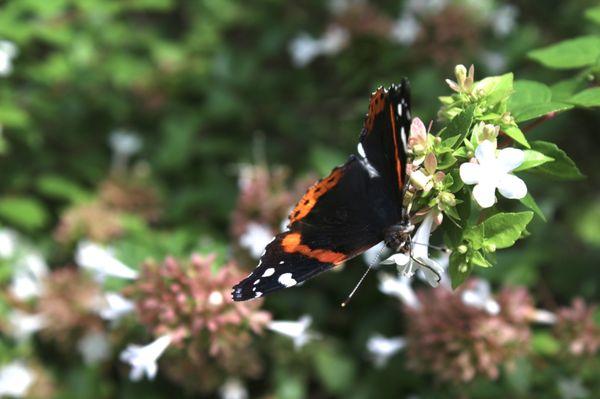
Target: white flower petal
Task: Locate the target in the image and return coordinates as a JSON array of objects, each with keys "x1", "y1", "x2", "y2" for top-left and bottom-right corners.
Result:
[
  {"x1": 497, "y1": 148, "x2": 525, "y2": 173},
  {"x1": 98, "y1": 292, "x2": 136, "y2": 321},
  {"x1": 0, "y1": 361, "x2": 34, "y2": 397},
  {"x1": 473, "y1": 182, "x2": 497, "y2": 208},
  {"x1": 459, "y1": 162, "x2": 482, "y2": 184},
  {"x1": 363, "y1": 241, "x2": 388, "y2": 266},
  {"x1": 76, "y1": 241, "x2": 138, "y2": 280},
  {"x1": 239, "y1": 223, "x2": 273, "y2": 259},
  {"x1": 366, "y1": 335, "x2": 406, "y2": 367},
  {"x1": 412, "y1": 213, "x2": 434, "y2": 260},
  {"x1": 380, "y1": 253, "x2": 410, "y2": 266},
  {"x1": 415, "y1": 257, "x2": 444, "y2": 287},
  {"x1": 78, "y1": 331, "x2": 111, "y2": 365},
  {"x1": 498, "y1": 174, "x2": 527, "y2": 199},
  {"x1": 474, "y1": 140, "x2": 496, "y2": 165},
  {"x1": 268, "y1": 315, "x2": 315, "y2": 349},
  {"x1": 378, "y1": 273, "x2": 420, "y2": 309},
  {"x1": 120, "y1": 334, "x2": 172, "y2": 381}
]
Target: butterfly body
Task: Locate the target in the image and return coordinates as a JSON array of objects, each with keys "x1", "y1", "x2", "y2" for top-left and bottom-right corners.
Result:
[{"x1": 232, "y1": 81, "x2": 413, "y2": 301}]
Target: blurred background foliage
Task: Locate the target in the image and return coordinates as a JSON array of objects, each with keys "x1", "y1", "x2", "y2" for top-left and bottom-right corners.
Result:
[{"x1": 0, "y1": 0, "x2": 599, "y2": 398}]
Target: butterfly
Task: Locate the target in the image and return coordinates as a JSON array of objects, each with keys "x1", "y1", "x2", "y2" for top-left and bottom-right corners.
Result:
[{"x1": 232, "y1": 80, "x2": 415, "y2": 301}]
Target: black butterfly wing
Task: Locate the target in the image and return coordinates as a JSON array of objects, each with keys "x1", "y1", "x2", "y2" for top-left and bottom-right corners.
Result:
[
  {"x1": 232, "y1": 156, "x2": 395, "y2": 301},
  {"x1": 359, "y1": 80, "x2": 411, "y2": 210},
  {"x1": 232, "y1": 82, "x2": 412, "y2": 301}
]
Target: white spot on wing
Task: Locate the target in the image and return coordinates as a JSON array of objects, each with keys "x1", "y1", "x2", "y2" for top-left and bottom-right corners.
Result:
[
  {"x1": 278, "y1": 273, "x2": 297, "y2": 287},
  {"x1": 262, "y1": 268, "x2": 275, "y2": 277},
  {"x1": 357, "y1": 143, "x2": 366, "y2": 158},
  {"x1": 400, "y1": 126, "x2": 408, "y2": 151},
  {"x1": 254, "y1": 279, "x2": 260, "y2": 285},
  {"x1": 255, "y1": 291, "x2": 263, "y2": 298},
  {"x1": 278, "y1": 261, "x2": 284, "y2": 265}
]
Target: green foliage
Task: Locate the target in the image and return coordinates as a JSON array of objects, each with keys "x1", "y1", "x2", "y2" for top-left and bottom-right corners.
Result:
[{"x1": 528, "y1": 35, "x2": 600, "y2": 69}]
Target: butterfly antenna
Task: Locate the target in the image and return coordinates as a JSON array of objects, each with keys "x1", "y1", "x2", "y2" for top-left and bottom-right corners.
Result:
[
  {"x1": 341, "y1": 244, "x2": 386, "y2": 308},
  {"x1": 410, "y1": 242, "x2": 451, "y2": 253}
]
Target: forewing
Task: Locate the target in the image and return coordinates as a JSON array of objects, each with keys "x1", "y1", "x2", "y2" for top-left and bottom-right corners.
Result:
[
  {"x1": 232, "y1": 156, "x2": 397, "y2": 301},
  {"x1": 358, "y1": 80, "x2": 411, "y2": 207}
]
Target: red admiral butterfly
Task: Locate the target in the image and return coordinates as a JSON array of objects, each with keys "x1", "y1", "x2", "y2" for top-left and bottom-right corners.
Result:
[{"x1": 232, "y1": 80, "x2": 414, "y2": 301}]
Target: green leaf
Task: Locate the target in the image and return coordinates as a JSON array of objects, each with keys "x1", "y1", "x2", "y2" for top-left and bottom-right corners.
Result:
[
  {"x1": 436, "y1": 152, "x2": 457, "y2": 170},
  {"x1": 511, "y1": 102, "x2": 573, "y2": 123},
  {"x1": 528, "y1": 35, "x2": 600, "y2": 69},
  {"x1": 471, "y1": 250, "x2": 492, "y2": 267},
  {"x1": 481, "y1": 212, "x2": 534, "y2": 249},
  {"x1": 36, "y1": 175, "x2": 91, "y2": 203},
  {"x1": 532, "y1": 332, "x2": 560, "y2": 355},
  {"x1": 509, "y1": 80, "x2": 551, "y2": 110},
  {"x1": 502, "y1": 125, "x2": 530, "y2": 148},
  {"x1": 520, "y1": 193, "x2": 546, "y2": 222},
  {"x1": 314, "y1": 346, "x2": 356, "y2": 395},
  {"x1": 568, "y1": 87, "x2": 600, "y2": 108},
  {"x1": 585, "y1": 6, "x2": 600, "y2": 25},
  {"x1": 551, "y1": 78, "x2": 585, "y2": 101},
  {"x1": 514, "y1": 150, "x2": 554, "y2": 171},
  {"x1": 439, "y1": 105, "x2": 475, "y2": 142},
  {"x1": 449, "y1": 251, "x2": 471, "y2": 289},
  {"x1": 0, "y1": 197, "x2": 49, "y2": 231},
  {"x1": 529, "y1": 141, "x2": 585, "y2": 180},
  {"x1": 477, "y1": 73, "x2": 514, "y2": 105}
]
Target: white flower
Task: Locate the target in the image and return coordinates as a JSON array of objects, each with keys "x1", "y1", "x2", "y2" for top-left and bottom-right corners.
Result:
[
  {"x1": 459, "y1": 140, "x2": 527, "y2": 208},
  {"x1": 76, "y1": 241, "x2": 138, "y2": 281},
  {"x1": 557, "y1": 377, "x2": 589, "y2": 399},
  {"x1": 120, "y1": 334, "x2": 172, "y2": 381},
  {"x1": 381, "y1": 212, "x2": 444, "y2": 287},
  {"x1": 78, "y1": 331, "x2": 111, "y2": 365},
  {"x1": 405, "y1": 0, "x2": 447, "y2": 15},
  {"x1": 98, "y1": 292, "x2": 136, "y2": 321},
  {"x1": 529, "y1": 309, "x2": 557, "y2": 325},
  {"x1": 480, "y1": 51, "x2": 507, "y2": 74},
  {"x1": 219, "y1": 378, "x2": 248, "y2": 399},
  {"x1": 490, "y1": 5, "x2": 518, "y2": 37},
  {"x1": 8, "y1": 311, "x2": 47, "y2": 341},
  {"x1": 0, "y1": 361, "x2": 34, "y2": 398},
  {"x1": 461, "y1": 279, "x2": 500, "y2": 315},
  {"x1": 267, "y1": 315, "x2": 317, "y2": 349},
  {"x1": 289, "y1": 33, "x2": 322, "y2": 67},
  {"x1": 362, "y1": 241, "x2": 389, "y2": 266},
  {"x1": 10, "y1": 253, "x2": 49, "y2": 300},
  {"x1": 239, "y1": 222, "x2": 273, "y2": 259},
  {"x1": 378, "y1": 273, "x2": 420, "y2": 309},
  {"x1": 0, "y1": 228, "x2": 18, "y2": 258},
  {"x1": 289, "y1": 26, "x2": 349, "y2": 67},
  {"x1": 417, "y1": 251, "x2": 450, "y2": 288},
  {"x1": 109, "y1": 130, "x2": 142, "y2": 157},
  {"x1": 0, "y1": 40, "x2": 18, "y2": 77},
  {"x1": 390, "y1": 13, "x2": 421, "y2": 45},
  {"x1": 366, "y1": 334, "x2": 406, "y2": 368},
  {"x1": 319, "y1": 26, "x2": 349, "y2": 55}
]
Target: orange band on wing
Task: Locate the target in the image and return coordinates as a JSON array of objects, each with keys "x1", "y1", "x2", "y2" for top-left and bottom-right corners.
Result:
[
  {"x1": 289, "y1": 167, "x2": 344, "y2": 224},
  {"x1": 282, "y1": 233, "x2": 346, "y2": 264},
  {"x1": 389, "y1": 103, "x2": 403, "y2": 188},
  {"x1": 364, "y1": 88, "x2": 386, "y2": 132}
]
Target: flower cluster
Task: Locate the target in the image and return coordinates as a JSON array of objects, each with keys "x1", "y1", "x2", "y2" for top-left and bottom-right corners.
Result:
[
  {"x1": 380, "y1": 64, "x2": 577, "y2": 289},
  {"x1": 403, "y1": 281, "x2": 530, "y2": 382},
  {"x1": 554, "y1": 298, "x2": 600, "y2": 357},
  {"x1": 124, "y1": 254, "x2": 271, "y2": 392}
]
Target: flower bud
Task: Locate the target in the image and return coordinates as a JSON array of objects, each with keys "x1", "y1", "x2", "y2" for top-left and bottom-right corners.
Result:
[
  {"x1": 484, "y1": 243, "x2": 496, "y2": 253},
  {"x1": 409, "y1": 170, "x2": 432, "y2": 192},
  {"x1": 439, "y1": 192, "x2": 456, "y2": 207},
  {"x1": 454, "y1": 64, "x2": 467, "y2": 85},
  {"x1": 457, "y1": 245, "x2": 468, "y2": 254}
]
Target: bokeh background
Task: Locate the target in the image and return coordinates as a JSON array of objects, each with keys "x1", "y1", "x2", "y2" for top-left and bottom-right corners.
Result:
[{"x1": 0, "y1": 0, "x2": 599, "y2": 398}]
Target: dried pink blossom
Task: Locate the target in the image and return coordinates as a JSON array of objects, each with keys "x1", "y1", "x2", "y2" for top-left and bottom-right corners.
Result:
[
  {"x1": 404, "y1": 281, "x2": 530, "y2": 383},
  {"x1": 554, "y1": 298, "x2": 600, "y2": 357},
  {"x1": 126, "y1": 254, "x2": 271, "y2": 392}
]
